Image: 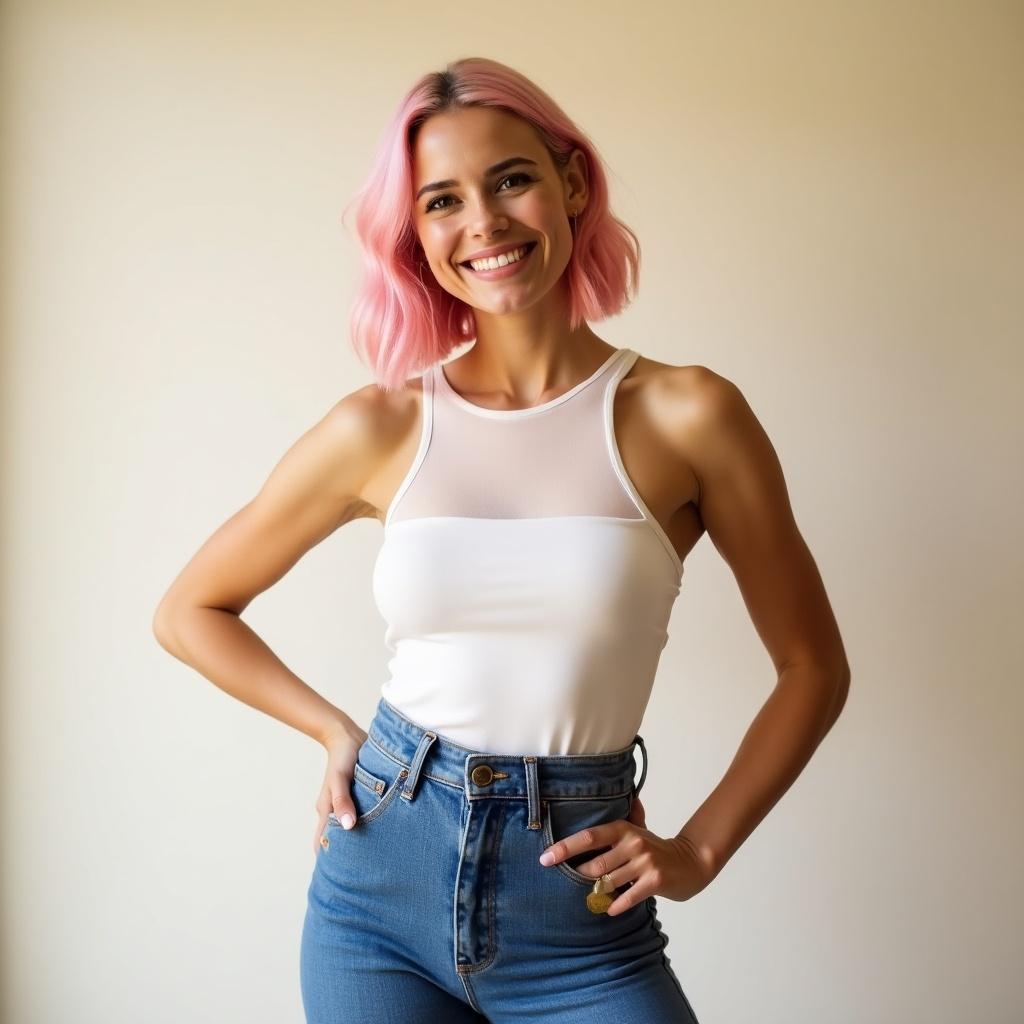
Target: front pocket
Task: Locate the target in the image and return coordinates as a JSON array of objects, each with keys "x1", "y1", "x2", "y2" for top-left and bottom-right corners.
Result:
[
  {"x1": 542, "y1": 791, "x2": 633, "y2": 887},
  {"x1": 327, "y1": 737, "x2": 409, "y2": 828}
]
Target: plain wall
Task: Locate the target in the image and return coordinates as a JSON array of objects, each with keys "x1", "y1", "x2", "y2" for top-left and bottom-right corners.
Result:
[{"x1": 1, "y1": 2, "x2": 1021, "y2": 1022}]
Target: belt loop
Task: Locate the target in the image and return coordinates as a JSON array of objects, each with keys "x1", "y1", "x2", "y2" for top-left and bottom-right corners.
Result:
[
  {"x1": 632, "y1": 734, "x2": 648, "y2": 798},
  {"x1": 401, "y1": 730, "x2": 437, "y2": 801},
  {"x1": 524, "y1": 756, "x2": 541, "y2": 830}
]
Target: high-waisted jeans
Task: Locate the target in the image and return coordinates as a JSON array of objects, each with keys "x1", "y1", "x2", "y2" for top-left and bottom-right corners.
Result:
[{"x1": 300, "y1": 696, "x2": 701, "y2": 1023}]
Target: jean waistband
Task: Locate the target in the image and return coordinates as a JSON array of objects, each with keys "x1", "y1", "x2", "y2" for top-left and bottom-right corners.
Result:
[{"x1": 367, "y1": 696, "x2": 648, "y2": 803}]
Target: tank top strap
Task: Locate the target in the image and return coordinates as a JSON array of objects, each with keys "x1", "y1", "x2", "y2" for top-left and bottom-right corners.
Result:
[
  {"x1": 606, "y1": 347, "x2": 640, "y2": 387},
  {"x1": 382, "y1": 363, "x2": 434, "y2": 529}
]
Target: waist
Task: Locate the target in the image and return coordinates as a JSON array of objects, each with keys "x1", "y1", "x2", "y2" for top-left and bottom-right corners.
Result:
[{"x1": 367, "y1": 695, "x2": 648, "y2": 800}]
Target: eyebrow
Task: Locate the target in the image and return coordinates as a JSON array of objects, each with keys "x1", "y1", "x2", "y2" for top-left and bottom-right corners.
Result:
[{"x1": 415, "y1": 156, "x2": 540, "y2": 202}]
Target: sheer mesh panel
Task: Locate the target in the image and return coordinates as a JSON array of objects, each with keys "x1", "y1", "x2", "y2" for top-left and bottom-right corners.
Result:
[{"x1": 388, "y1": 349, "x2": 644, "y2": 524}]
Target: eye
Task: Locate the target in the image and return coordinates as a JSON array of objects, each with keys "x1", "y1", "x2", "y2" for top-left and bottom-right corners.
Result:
[
  {"x1": 497, "y1": 171, "x2": 532, "y2": 191},
  {"x1": 424, "y1": 172, "x2": 534, "y2": 213}
]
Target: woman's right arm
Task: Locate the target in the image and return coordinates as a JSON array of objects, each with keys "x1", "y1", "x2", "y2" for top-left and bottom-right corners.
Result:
[{"x1": 151, "y1": 384, "x2": 395, "y2": 751}]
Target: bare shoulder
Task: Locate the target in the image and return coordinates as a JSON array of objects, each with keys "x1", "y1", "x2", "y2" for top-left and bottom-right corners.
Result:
[
  {"x1": 633, "y1": 356, "x2": 785, "y2": 540},
  {"x1": 628, "y1": 352, "x2": 748, "y2": 441},
  {"x1": 322, "y1": 377, "x2": 420, "y2": 455},
  {"x1": 318, "y1": 376, "x2": 424, "y2": 520}
]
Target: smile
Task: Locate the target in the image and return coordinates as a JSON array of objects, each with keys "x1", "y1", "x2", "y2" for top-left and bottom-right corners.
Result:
[{"x1": 460, "y1": 242, "x2": 538, "y2": 279}]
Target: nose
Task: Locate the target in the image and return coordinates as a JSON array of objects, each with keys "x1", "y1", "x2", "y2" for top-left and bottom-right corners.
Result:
[{"x1": 466, "y1": 198, "x2": 509, "y2": 238}]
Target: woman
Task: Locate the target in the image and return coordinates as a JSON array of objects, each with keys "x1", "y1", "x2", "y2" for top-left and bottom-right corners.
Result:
[{"x1": 154, "y1": 57, "x2": 850, "y2": 1023}]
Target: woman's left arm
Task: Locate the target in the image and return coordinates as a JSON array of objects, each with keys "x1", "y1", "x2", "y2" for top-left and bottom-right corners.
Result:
[
  {"x1": 673, "y1": 367, "x2": 851, "y2": 881},
  {"x1": 537, "y1": 367, "x2": 851, "y2": 910}
]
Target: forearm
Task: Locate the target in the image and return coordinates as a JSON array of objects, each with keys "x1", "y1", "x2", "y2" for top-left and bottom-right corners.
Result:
[
  {"x1": 677, "y1": 660, "x2": 849, "y2": 879},
  {"x1": 154, "y1": 605, "x2": 358, "y2": 749}
]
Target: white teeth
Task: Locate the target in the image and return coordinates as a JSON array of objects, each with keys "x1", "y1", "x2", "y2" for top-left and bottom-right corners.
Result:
[{"x1": 467, "y1": 245, "x2": 530, "y2": 271}]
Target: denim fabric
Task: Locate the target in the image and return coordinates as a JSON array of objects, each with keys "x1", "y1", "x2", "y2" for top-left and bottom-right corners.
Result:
[{"x1": 300, "y1": 696, "x2": 700, "y2": 1023}]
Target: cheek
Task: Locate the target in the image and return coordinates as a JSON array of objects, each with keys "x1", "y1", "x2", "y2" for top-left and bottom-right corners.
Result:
[
  {"x1": 523, "y1": 198, "x2": 570, "y2": 254},
  {"x1": 520, "y1": 194, "x2": 562, "y2": 232},
  {"x1": 416, "y1": 228, "x2": 466, "y2": 295},
  {"x1": 418, "y1": 222, "x2": 458, "y2": 261}
]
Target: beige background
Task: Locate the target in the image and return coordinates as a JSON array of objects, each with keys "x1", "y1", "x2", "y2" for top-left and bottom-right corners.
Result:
[{"x1": 2, "y1": 2, "x2": 1021, "y2": 1022}]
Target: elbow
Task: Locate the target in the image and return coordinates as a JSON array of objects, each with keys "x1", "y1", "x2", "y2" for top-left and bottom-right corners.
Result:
[
  {"x1": 152, "y1": 598, "x2": 181, "y2": 656},
  {"x1": 824, "y1": 661, "x2": 851, "y2": 731},
  {"x1": 837, "y1": 657, "x2": 851, "y2": 700},
  {"x1": 835, "y1": 669, "x2": 851, "y2": 713}
]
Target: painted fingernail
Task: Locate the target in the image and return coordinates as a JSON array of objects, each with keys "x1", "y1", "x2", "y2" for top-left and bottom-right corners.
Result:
[
  {"x1": 341, "y1": 814, "x2": 354, "y2": 829},
  {"x1": 539, "y1": 851, "x2": 555, "y2": 866}
]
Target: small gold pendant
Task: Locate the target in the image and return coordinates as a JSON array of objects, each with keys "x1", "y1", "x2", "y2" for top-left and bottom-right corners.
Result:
[{"x1": 586, "y1": 873, "x2": 618, "y2": 914}]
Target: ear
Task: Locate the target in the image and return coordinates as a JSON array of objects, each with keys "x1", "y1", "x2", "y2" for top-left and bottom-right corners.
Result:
[{"x1": 562, "y1": 147, "x2": 589, "y2": 212}]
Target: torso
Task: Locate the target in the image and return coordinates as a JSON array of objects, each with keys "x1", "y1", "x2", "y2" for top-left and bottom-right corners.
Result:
[{"x1": 359, "y1": 351, "x2": 707, "y2": 571}]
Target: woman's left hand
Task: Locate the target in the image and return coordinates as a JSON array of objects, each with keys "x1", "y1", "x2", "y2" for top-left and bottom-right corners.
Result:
[{"x1": 538, "y1": 793, "x2": 715, "y2": 915}]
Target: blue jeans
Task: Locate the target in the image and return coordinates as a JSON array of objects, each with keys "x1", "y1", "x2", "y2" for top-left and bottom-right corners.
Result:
[{"x1": 300, "y1": 696, "x2": 701, "y2": 1022}]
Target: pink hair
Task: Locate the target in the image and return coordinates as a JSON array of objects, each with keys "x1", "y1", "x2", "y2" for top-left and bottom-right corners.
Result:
[{"x1": 343, "y1": 57, "x2": 642, "y2": 392}]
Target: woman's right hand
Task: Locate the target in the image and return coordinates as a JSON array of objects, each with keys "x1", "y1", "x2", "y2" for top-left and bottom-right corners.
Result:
[{"x1": 313, "y1": 720, "x2": 369, "y2": 854}]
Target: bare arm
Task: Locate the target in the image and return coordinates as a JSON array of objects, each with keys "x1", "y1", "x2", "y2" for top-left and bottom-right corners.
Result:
[
  {"x1": 152, "y1": 385, "x2": 397, "y2": 750},
  {"x1": 671, "y1": 368, "x2": 851, "y2": 879}
]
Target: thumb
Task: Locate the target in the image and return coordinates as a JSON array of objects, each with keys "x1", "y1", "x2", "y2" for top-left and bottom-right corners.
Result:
[{"x1": 331, "y1": 784, "x2": 357, "y2": 830}]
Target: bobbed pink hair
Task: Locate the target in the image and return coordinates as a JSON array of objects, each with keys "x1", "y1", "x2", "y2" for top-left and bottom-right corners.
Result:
[{"x1": 343, "y1": 56, "x2": 642, "y2": 392}]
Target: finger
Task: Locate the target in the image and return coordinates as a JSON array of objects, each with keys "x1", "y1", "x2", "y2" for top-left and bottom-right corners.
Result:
[
  {"x1": 606, "y1": 878, "x2": 650, "y2": 917},
  {"x1": 574, "y1": 840, "x2": 633, "y2": 880},
  {"x1": 539, "y1": 821, "x2": 625, "y2": 866},
  {"x1": 331, "y1": 780, "x2": 357, "y2": 831},
  {"x1": 314, "y1": 790, "x2": 334, "y2": 851}
]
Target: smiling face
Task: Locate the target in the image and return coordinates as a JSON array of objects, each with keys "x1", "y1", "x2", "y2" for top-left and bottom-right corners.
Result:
[{"x1": 410, "y1": 105, "x2": 586, "y2": 317}]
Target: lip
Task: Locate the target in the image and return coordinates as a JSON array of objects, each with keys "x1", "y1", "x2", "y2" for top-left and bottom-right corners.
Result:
[
  {"x1": 460, "y1": 241, "x2": 536, "y2": 263},
  {"x1": 460, "y1": 241, "x2": 538, "y2": 280}
]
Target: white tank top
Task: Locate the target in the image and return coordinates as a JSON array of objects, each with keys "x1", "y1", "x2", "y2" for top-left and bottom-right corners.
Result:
[{"x1": 371, "y1": 347, "x2": 684, "y2": 755}]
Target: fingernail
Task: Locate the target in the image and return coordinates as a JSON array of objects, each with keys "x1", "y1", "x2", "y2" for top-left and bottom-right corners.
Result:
[
  {"x1": 341, "y1": 813, "x2": 354, "y2": 829},
  {"x1": 539, "y1": 850, "x2": 554, "y2": 866}
]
